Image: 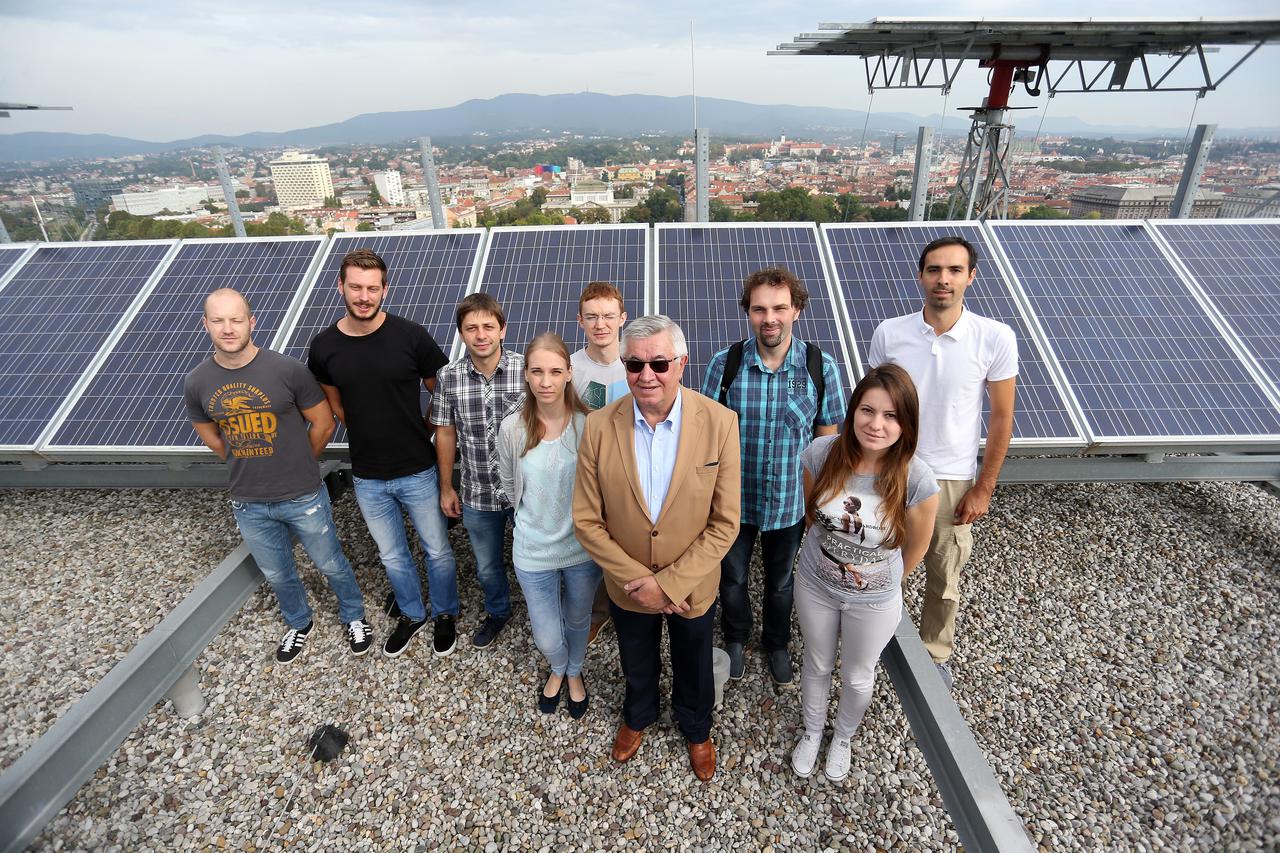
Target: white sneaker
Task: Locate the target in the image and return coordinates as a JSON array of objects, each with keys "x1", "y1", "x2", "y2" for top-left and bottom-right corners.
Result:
[
  {"x1": 791, "y1": 732, "x2": 822, "y2": 778},
  {"x1": 824, "y1": 736, "x2": 852, "y2": 781}
]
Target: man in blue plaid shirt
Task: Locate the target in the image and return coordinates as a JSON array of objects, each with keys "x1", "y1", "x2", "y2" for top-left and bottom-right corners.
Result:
[
  {"x1": 700, "y1": 267, "x2": 843, "y2": 685},
  {"x1": 432, "y1": 293, "x2": 526, "y2": 650}
]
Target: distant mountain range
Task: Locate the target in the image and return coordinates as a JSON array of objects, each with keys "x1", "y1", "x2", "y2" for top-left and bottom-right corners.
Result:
[{"x1": 1, "y1": 92, "x2": 1277, "y2": 163}]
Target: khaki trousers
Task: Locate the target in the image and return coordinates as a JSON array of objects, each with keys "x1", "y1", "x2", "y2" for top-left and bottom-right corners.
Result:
[{"x1": 918, "y1": 478, "x2": 974, "y2": 663}]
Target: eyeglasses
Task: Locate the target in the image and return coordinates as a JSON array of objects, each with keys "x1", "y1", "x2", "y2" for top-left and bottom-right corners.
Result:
[
  {"x1": 623, "y1": 357, "x2": 679, "y2": 374},
  {"x1": 582, "y1": 313, "x2": 620, "y2": 324}
]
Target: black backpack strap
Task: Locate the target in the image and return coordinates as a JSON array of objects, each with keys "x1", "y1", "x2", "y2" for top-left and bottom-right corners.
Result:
[
  {"x1": 717, "y1": 340, "x2": 746, "y2": 406},
  {"x1": 805, "y1": 342, "x2": 825, "y2": 428}
]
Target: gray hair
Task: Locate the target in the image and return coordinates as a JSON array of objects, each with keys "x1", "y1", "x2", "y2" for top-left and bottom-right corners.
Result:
[{"x1": 621, "y1": 314, "x2": 688, "y2": 358}]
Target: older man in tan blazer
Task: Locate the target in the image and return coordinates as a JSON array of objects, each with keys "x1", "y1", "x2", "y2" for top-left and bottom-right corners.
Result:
[{"x1": 574, "y1": 315, "x2": 740, "y2": 782}]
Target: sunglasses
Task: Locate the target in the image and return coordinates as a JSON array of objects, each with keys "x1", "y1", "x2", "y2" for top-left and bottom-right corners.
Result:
[{"x1": 623, "y1": 357, "x2": 679, "y2": 374}]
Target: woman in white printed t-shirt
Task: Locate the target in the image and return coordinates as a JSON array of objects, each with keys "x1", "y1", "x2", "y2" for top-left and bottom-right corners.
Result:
[{"x1": 791, "y1": 364, "x2": 940, "y2": 782}]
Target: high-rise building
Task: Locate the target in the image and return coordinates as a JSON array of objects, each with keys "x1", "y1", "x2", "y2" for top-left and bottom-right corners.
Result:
[
  {"x1": 70, "y1": 179, "x2": 127, "y2": 211},
  {"x1": 268, "y1": 151, "x2": 334, "y2": 208},
  {"x1": 373, "y1": 170, "x2": 406, "y2": 206},
  {"x1": 892, "y1": 134, "x2": 905, "y2": 156}
]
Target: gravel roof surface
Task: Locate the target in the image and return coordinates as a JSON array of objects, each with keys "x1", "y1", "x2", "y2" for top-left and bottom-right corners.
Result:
[{"x1": 5, "y1": 479, "x2": 1277, "y2": 851}]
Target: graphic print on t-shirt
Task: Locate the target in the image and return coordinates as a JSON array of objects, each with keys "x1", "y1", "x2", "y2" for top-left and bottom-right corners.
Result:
[
  {"x1": 206, "y1": 382, "x2": 278, "y2": 458},
  {"x1": 813, "y1": 489, "x2": 893, "y2": 594}
]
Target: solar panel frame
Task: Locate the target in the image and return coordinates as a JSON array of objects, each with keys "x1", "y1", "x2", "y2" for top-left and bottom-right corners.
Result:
[
  {"x1": 0, "y1": 240, "x2": 181, "y2": 460},
  {"x1": 1147, "y1": 218, "x2": 1280, "y2": 397},
  {"x1": 0, "y1": 243, "x2": 38, "y2": 289},
  {"x1": 653, "y1": 221, "x2": 859, "y2": 398},
  {"x1": 819, "y1": 221, "x2": 1088, "y2": 451},
  {"x1": 273, "y1": 228, "x2": 489, "y2": 449},
  {"x1": 469, "y1": 224, "x2": 652, "y2": 362},
  {"x1": 39, "y1": 235, "x2": 328, "y2": 459},
  {"x1": 986, "y1": 220, "x2": 1280, "y2": 450}
]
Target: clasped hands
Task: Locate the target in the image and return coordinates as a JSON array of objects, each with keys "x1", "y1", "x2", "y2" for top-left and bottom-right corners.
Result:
[{"x1": 623, "y1": 575, "x2": 690, "y2": 615}]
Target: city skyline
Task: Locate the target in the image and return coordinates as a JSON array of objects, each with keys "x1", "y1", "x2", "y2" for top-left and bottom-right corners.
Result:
[{"x1": 2, "y1": 1, "x2": 1279, "y2": 141}]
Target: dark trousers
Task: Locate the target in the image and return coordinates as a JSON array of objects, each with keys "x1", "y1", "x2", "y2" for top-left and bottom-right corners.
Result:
[
  {"x1": 610, "y1": 600, "x2": 716, "y2": 744},
  {"x1": 719, "y1": 520, "x2": 805, "y2": 652}
]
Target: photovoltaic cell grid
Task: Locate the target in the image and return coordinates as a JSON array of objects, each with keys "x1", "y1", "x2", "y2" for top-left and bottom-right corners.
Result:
[
  {"x1": 988, "y1": 223, "x2": 1280, "y2": 440},
  {"x1": 0, "y1": 242, "x2": 173, "y2": 449},
  {"x1": 279, "y1": 231, "x2": 485, "y2": 444},
  {"x1": 656, "y1": 225, "x2": 848, "y2": 397},
  {"x1": 0, "y1": 245, "x2": 30, "y2": 280},
  {"x1": 822, "y1": 224, "x2": 1081, "y2": 444},
  {"x1": 1150, "y1": 220, "x2": 1280, "y2": 391},
  {"x1": 477, "y1": 227, "x2": 647, "y2": 355},
  {"x1": 47, "y1": 238, "x2": 324, "y2": 450}
]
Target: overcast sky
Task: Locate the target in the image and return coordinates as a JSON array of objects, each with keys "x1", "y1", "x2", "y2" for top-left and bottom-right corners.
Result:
[{"x1": 2, "y1": 1, "x2": 1278, "y2": 140}]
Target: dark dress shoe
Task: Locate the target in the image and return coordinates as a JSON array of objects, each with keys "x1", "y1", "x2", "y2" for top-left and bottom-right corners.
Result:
[
  {"x1": 611, "y1": 723, "x2": 644, "y2": 762},
  {"x1": 567, "y1": 687, "x2": 590, "y2": 720},
  {"x1": 688, "y1": 738, "x2": 716, "y2": 781},
  {"x1": 538, "y1": 681, "x2": 562, "y2": 714}
]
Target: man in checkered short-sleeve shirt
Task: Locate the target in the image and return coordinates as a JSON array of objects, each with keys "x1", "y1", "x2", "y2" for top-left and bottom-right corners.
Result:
[
  {"x1": 700, "y1": 267, "x2": 844, "y2": 686},
  {"x1": 432, "y1": 293, "x2": 526, "y2": 650}
]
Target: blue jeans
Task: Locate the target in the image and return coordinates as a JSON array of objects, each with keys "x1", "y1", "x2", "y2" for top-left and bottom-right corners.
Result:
[
  {"x1": 231, "y1": 486, "x2": 365, "y2": 630},
  {"x1": 720, "y1": 520, "x2": 805, "y2": 652},
  {"x1": 514, "y1": 561, "x2": 602, "y2": 677},
  {"x1": 461, "y1": 504, "x2": 513, "y2": 620},
  {"x1": 353, "y1": 467, "x2": 459, "y2": 622}
]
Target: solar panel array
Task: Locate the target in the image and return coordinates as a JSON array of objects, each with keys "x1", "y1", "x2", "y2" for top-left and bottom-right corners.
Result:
[
  {"x1": 1150, "y1": 220, "x2": 1280, "y2": 391},
  {"x1": 475, "y1": 226, "x2": 648, "y2": 355},
  {"x1": 46, "y1": 238, "x2": 325, "y2": 452},
  {"x1": 821, "y1": 224, "x2": 1083, "y2": 446},
  {"x1": 654, "y1": 224, "x2": 852, "y2": 397},
  {"x1": 988, "y1": 222, "x2": 1280, "y2": 442},
  {"x1": 0, "y1": 242, "x2": 175, "y2": 450},
  {"x1": 277, "y1": 230, "x2": 486, "y2": 444}
]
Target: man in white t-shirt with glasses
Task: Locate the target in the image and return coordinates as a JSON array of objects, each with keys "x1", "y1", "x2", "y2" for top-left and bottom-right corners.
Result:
[{"x1": 867, "y1": 235, "x2": 1018, "y2": 690}]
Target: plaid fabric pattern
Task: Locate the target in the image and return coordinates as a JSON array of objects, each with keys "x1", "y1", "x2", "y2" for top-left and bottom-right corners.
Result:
[
  {"x1": 430, "y1": 349, "x2": 526, "y2": 511},
  {"x1": 700, "y1": 337, "x2": 843, "y2": 530}
]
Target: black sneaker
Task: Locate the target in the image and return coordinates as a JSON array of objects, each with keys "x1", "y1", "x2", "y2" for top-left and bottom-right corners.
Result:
[
  {"x1": 383, "y1": 591, "x2": 402, "y2": 620},
  {"x1": 276, "y1": 621, "x2": 313, "y2": 663},
  {"x1": 433, "y1": 615, "x2": 457, "y2": 657},
  {"x1": 346, "y1": 619, "x2": 373, "y2": 656},
  {"x1": 471, "y1": 614, "x2": 509, "y2": 649},
  {"x1": 768, "y1": 649, "x2": 794, "y2": 686},
  {"x1": 383, "y1": 616, "x2": 428, "y2": 658}
]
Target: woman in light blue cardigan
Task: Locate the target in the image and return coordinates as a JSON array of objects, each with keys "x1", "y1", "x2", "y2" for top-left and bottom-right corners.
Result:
[{"x1": 498, "y1": 332, "x2": 600, "y2": 719}]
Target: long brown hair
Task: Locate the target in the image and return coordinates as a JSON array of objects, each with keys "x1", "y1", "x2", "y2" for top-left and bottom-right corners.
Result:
[
  {"x1": 519, "y1": 332, "x2": 589, "y2": 457},
  {"x1": 805, "y1": 364, "x2": 920, "y2": 549}
]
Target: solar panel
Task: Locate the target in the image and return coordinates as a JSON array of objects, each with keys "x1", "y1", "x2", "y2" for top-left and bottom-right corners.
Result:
[
  {"x1": 0, "y1": 245, "x2": 33, "y2": 283},
  {"x1": 821, "y1": 223, "x2": 1084, "y2": 447},
  {"x1": 0, "y1": 241, "x2": 176, "y2": 453},
  {"x1": 987, "y1": 221, "x2": 1280, "y2": 444},
  {"x1": 654, "y1": 223, "x2": 855, "y2": 399},
  {"x1": 474, "y1": 225, "x2": 649, "y2": 357},
  {"x1": 276, "y1": 230, "x2": 486, "y2": 445},
  {"x1": 1149, "y1": 219, "x2": 1280, "y2": 392},
  {"x1": 44, "y1": 237, "x2": 326, "y2": 453}
]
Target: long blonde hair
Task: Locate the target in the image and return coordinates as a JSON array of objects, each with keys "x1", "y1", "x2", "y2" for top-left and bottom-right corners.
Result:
[
  {"x1": 519, "y1": 332, "x2": 589, "y2": 457},
  {"x1": 805, "y1": 364, "x2": 920, "y2": 549}
]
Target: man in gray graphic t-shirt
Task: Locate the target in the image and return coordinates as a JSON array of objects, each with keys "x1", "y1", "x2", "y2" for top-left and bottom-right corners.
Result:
[{"x1": 183, "y1": 287, "x2": 369, "y2": 664}]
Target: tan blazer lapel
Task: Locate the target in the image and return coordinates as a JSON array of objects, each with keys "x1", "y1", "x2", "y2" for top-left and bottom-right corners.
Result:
[
  {"x1": 655, "y1": 388, "x2": 704, "y2": 527},
  {"x1": 611, "y1": 401, "x2": 648, "y2": 514}
]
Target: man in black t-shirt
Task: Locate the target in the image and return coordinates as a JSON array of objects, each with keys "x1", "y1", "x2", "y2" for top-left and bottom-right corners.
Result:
[
  {"x1": 308, "y1": 248, "x2": 457, "y2": 660},
  {"x1": 185, "y1": 288, "x2": 370, "y2": 664}
]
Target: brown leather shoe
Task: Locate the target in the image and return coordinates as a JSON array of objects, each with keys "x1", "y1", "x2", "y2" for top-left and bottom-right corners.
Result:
[
  {"x1": 611, "y1": 723, "x2": 644, "y2": 763},
  {"x1": 688, "y1": 738, "x2": 716, "y2": 781}
]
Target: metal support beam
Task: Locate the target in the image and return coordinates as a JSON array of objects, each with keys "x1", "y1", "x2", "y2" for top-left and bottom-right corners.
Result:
[
  {"x1": 694, "y1": 128, "x2": 710, "y2": 223},
  {"x1": 213, "y1": 147, "x2": 246, "y2": 239},
  {"x1": 0, "y1": 215, "x2": 10, "y2": 244},
  {"x1": 1171, "y1": 124, "x2": 1216, "y2": 219},
  {"x1": 997, "y1": 453, "x2": 1280, "y2": 484},
  {"x1": 0, "y1": 544, "x2": 262, "y2": 853},
  {"x1": 418, "y1": 137, "x2": 447, "y2": 230},
  {"x1": 909, "y1": 126, "x2": 935, "y2": 221},
  {"x1": 0, "y1": 463, "x2": 230, "y2": 489},
  {"x1": 882, "y1": 618, "x2": 1034, "y2": 852}
]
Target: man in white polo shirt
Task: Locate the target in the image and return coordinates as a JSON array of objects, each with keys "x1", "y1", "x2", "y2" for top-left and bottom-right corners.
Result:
[{"x1": 867, "y1": 236, "x2": 1017, "y2": 688}]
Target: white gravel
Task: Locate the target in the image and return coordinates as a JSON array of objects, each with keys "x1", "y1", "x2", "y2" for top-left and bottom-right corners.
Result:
[{"x1": 5, "y1": 478, "x2": 1277, "y2": 851}]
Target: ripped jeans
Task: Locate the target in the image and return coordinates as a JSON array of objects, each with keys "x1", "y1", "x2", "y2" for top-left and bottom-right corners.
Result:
[{"x1": 231, "y1": 485, "x2": 365, "y2": 630}]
